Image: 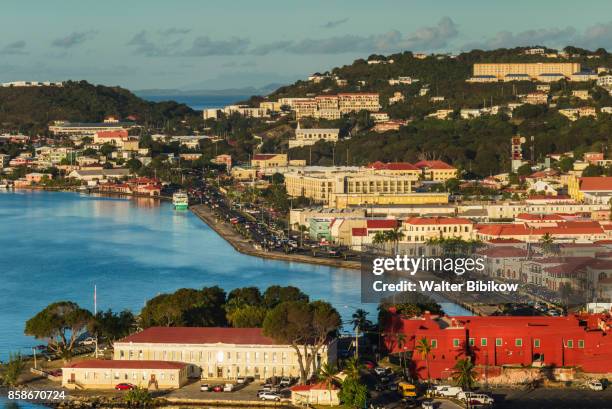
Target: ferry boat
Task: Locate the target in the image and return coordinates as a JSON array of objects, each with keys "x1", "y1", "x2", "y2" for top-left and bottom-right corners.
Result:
[{"x1": 172, "y1": 192, "x2": 189, "y2": 210}]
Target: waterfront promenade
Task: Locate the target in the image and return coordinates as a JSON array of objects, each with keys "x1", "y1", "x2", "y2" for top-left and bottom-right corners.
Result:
[{"x1": 190, "y1": 204, "x2": 362, "y2": 270}]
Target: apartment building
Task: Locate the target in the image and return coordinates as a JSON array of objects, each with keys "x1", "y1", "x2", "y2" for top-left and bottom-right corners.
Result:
[
  {"x1": 289, "y1": 127, "x2": 339, "y2": 148},
  {"x1": 113, "y1": 327, "x2": 336, "y2": 380},
  {"x1": 338, "y1": 93, "x2": 380, "y2": 113},
  {"x1": 473, "y1": 63, "x2": 581, "y2": 80},
  {"x1": 35, "y1": 146, "x2": 74, "y2": 166}
]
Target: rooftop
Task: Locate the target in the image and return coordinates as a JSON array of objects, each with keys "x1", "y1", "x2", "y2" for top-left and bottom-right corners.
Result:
[{"x1": 118, "y1": 327, "x2": 279, "y2": 345}]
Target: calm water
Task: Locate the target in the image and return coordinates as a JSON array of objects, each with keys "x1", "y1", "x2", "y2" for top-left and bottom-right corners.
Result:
[
  {"x1": 0, "y1": 397, "x2": 46, "y2": 409},
  {"x1": 0, "y1": 190, "x2": 467, "y2": 360}
]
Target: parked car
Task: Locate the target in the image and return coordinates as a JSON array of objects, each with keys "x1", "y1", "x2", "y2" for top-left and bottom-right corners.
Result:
[
  {"x1": 200, "y1": 384, "x2": 211, "y2": 392},
  {"x1": 259, "y1": 392, "x2": 281, "y2": 401},
  {"x1": 279, "y1": 377, "x2": 292, "y2": 387},
  {"x1": 236, "y1": 377, "x2": 247, "y2": 384},
  {"x1": 458, "y1": 392, "x2": 494, "y2": 405},
  {"x1": 223, "y1": 383, "x2": 234, "y2": 392},
  {"x1": 435, "y1": 385, "x2": 463, "y2": 397},
  {"x1": 421, "y1": 401, "x2": 435, "y2": 409},
  {"x1": 114, "y1": 383, "x2": 135, "y2": 390},
  {"x1": 387, "y1": 382, "x2": 398, "y2": 391},
  {"x1": 374, "y1": 367, "x2": 388, "y2": 376},
  {"x1": 212, "y1": 385, "x2": 223, "y2": 392},
  {"x1": 587, "y1": 379, "x2": 604, "y2": 391},
  {"x1": 80, "y1": 337, "x2": 96, "y2": 346}
]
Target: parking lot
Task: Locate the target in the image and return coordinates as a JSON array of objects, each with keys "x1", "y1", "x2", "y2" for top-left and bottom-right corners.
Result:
[{"x1": 165, "y1": 379, "x2": 292, "y2": 402}]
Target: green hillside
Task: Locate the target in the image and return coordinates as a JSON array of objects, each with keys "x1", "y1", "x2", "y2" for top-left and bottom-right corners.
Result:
[{"x1": 0, "y1": 80, "x2": 198, "y2": 134}]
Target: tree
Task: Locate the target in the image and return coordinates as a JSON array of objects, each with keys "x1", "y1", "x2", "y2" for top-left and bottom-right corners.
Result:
[
  {"x1": 226, "y1": 305, "x2": 268, "y2": 327},
  {"x1": 126, "y1": 158, "x2": 143, "y2": 173},
  {"x1": 452, "y1": 357, "x2": 478, "y2": 390},
  {"x1": 124, "y1": 387, "x2": 152, "y2": 408},
  {"x1": 318, "y1": 362, "x2": 338, "y2": 403},
  {"x1": 263, "y1": 300, "x2": 341, "y2": 384},
  {"x1": 339, "y1": 377, "x2": 368, "y2": 408},
  {"x1": 1, "y1": 353, "x2": 25, "y2": 386},
  {"x1": 372, "y1": 231, "x2": 388, "y2": 251},
  {"x1": 342, "y1": 356, "x2": 363, "y2": 381},
  {"x1": 582, "y1": 164, "x2": 604, "y2": 177},
  {"x1": 351, "y1": 309, "x2": 372, "y2": 358},
  {"x1": 539, "y1": 233, "x2": 559, "y2": 255},
  {"x1": 262, "y1": 285, "x2": 309, "y2": 308},
  {"x1": 516, "y1": 163, "x2": 533, "y2": 177},
  {"x1": 25, "y1": 301, "x2": 92, "y2": 359},
  {"x1": 88, "y1": 309, "x2": 135, "y2": 343},
  {"x1": 415, "y1": 337, "x2": 432, "y2": 384},
  {"x1": 556, "y1": 156, "x2": 575, "y2": 173},
  {"x1": 384, "y1": 227, "x2": 405, "y2": 255}
]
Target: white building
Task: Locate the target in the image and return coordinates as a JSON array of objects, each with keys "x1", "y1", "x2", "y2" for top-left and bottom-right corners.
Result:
[{"x1": 289, "y1": 126, "x2": 340, "y2": 149}]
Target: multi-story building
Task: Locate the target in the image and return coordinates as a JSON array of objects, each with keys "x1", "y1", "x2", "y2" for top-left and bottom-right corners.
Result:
[
  {"x1": 251, "y1": 153, "x2": 288, "y2": 169},
  {"x1": 113, "y1": 327, "x2": 337, "y2": 380},
  {"x1": 367, "y1": 162, "x2": 421, "y2": 180},
  {"x1": 414, "y1": 160, "x2": 458, "y2": 181},
  {"x1": 568, "y1": 176, "x2": 612, "y2": 204},
  {"x1": 402, "y1": 217, "x2": 474, "y2": 243},
  {"x1": 473, "y1": 63, "x2": 581, "y2": 80},
  {"x1": 93, "y1": 129, "x2": 130, "y2": 146},
  {"x1": 596, "y1": 75, "x2": 612, "y2": 88},
  {"x1": 338, "y1": 93, "x2": 380, "y2": 113},
  {"x1": 522, "y1": 92, "x2": 549, "y2": 105},
  {"x1": 383, "y1": 311, "x2": 612, "y2": 380},
  {"x1": 35, "y1": 146, "x2": 74, "y2": 166},
  {"x1": 49, "y1": 120, "x2": 136, "y2": 136},
  {"x1": 289, "y1": 127, "x2": 339, "y2": 148}
]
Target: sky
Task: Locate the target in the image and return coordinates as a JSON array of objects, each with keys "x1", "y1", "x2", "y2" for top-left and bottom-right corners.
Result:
[{"x1": 2, "y1": 0, "x2": 612, "y2": 91}]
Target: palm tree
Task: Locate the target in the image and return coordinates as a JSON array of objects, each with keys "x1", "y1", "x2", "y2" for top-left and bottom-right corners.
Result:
[
  {"x1": 452, "y1": 357, "x2": 477, "y2": 390},
  {"x1": 351, "y1": 309, "x2": 372, "y2": 358},
  {"x1": 318, "y1": 362, "x2": 338, "y2": 403},
  {"x1": 385, "y1": 227, "x2": 405, "y2": 255},
  {"x1": 415, "y1": 337, "x2": 432, "y2": 385},
  {"x1": 539, "y1": 233, "x2": 559, "y2": 255},
  {"x1": 372, "y1": 231, "x2": 387, "y2": 251},
  {"x1": 396, "y1": 333, "x2": 407, "y2": 371},
  {"x1": 343, "y1": 356, "x2": 363, "y2": 381}
]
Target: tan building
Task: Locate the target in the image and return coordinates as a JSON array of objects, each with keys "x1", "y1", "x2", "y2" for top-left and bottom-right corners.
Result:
[
  {"x1": 289, "y1": 127, "x2": 339, "y2": 148},
  {"x1": 338, "y1": 93, "x2": 380, "y2": 113},
  {"x1": 230, "y1": 166, "x2": 257, "y2": 181},
  {"x1": 284, "y1": 170, "x2": 413, "y2": 203},
  {"x1": 414, "y1": 160, "x2": 458, "y2": 181},
  {"x1": 113, "y1": 327, "x2": 337, "y2": 380},
  {"x1": 62, "y1": 360, "x2": 189, "y2": 390},
  {"x1": 251, "y1": 153, "x2": 288, "y2": 168},
  {"x1": 473, "y1": 63, "x2": 581, "y2": 80},
  {"x1": 330, "y1": 192, "x2": 449, "y2": 209},
  {"x1": 402, "y1": 217, "x2": 474, "y2": 243}
]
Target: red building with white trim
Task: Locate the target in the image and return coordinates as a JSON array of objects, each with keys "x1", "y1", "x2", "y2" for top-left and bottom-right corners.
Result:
[{"x1": 383, "y1": 310, "x2": 612, "y2": 380}]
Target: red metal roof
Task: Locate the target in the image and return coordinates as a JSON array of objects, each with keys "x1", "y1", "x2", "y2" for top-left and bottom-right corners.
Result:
[
  {"x1": 66, "y1": 360, "x2": 186, "y2": 370},
  {"x1": 252, "y1": 154, "x2": 281, "y2": 161},
  {"x1": 366, "y1": 219, "x2": 398, "y2": 229},
  {"x1": 368, "y1": 161, "x2": 419, "y2": 171},
  {"x1": 352, "y1": 227, "x2": 367, "y2": 237},
  {"x1": 405, "y1": 217, "x2": 471, "y2": 225},
  {"x1": 579, "y1": 177, "x2": 612, "y2": 191},
  {"x1": 413, "y1": 160, "x2": 454, "y2": 170},
  {"x1": 118, "y1": 327, "x2": 279, "y2": 345},
  {"x1": 95, "y1": 130, "x2": 128, "y2": 139}
]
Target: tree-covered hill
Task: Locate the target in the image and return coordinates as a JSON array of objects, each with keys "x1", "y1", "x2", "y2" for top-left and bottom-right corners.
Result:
[{"x1": 0, "y1": 80, "x2": 198, "y2": 134}]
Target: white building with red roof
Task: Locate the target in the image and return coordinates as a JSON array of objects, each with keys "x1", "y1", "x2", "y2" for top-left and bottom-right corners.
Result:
[
  {"x1": 62, "y1": 359, "x2": 189, "y2": 390},
  {"x1": 402, "y1": 217, "x2": 474, "y2": 243},
  {"x1": 113, "y1": 327, "x2": 337, "y2": 380}
]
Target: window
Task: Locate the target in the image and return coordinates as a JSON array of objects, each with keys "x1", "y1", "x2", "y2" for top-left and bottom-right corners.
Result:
[
  {"x1": 481, "y1": 338, "x2": 487, "y2": 347},
  {"x1": 534, "y1": 339, "x2": 540, "y2": 348},
  {"x1": 119, "y1": 350, "x2": 125, "y2": 358},
  {"x1": 452, "y1": 339, "x2": 460, "y2": 347},
  {"x1": 567, "y1": 340, "x2": 573, "y2": 348},
  {"x1": 515, "y1": 338, "x2": 523, "y2": 347},
  {"x1": 430, "y1": 339, "x2": 437, "y2": 348},
  {"x1": 469, "y1": 338, "x2": 475, "y2": 346},
  {"x1": 578, "y1": 340, "x2": 585, "y2": 349},
  {"x1": 495, "y1": 338, "x2": 502, "y2": 346}
]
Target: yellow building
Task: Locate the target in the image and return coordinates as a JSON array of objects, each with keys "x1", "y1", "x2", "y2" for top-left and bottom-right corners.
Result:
[
  {"x1": 62, "y1": 360, "x2": 189, "y2": 390},
  {"x1": 473, "y1": 63, "x2": 581, "y2": 80},
  {"x1": 289, "y1": 126, "x2": 340, "y2": 148},
  {"x1": 251, "y1": 153, "x2": 288, "y2": 169},
  {"x1": 414, "y1": 160, "x2": 458, "y2": 181},
  {"x1": 330, "y1": 192, "x2": 448, "y2": 209},
  {"x1": 230, "y1": 166, "x2": 257, "y2": 181},
  {"x1": 402, "y1": 217, "x2": 474, "y2": 243},
  {"x1": 113, "y1": 327, "x2": 336, "y2": 380},
  {"x1": 284, "y1": 171, "x2": 413, "y2": 203}
]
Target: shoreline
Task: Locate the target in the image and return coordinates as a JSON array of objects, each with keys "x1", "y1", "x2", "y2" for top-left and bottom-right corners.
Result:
[{"x1": 189, "y1": 204, "x2": 362, "y2": 270}]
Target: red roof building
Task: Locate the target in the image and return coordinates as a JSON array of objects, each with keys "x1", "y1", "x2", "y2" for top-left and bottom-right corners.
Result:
[
  {"x1": 383, "y1": 311, "x2": 612, "y2": 380},
  {"x1": 118, "y1": 327, "x2": 279, "y2": 345}
]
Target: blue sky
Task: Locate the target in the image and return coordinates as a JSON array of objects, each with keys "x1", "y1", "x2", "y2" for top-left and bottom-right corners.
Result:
[{"x1": 1, "y1": 0, "x2": 612, "y2": 90}]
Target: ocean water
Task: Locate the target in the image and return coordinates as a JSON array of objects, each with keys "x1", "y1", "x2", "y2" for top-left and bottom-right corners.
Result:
[
  {"x1": 138, "y1": 95, "x2": 249, "y2": 111},
  {"x1": 0, "y1": 397, "x2": 47, "y2": 409},
  {"x1": 0, "y1": 190, "x2": 468, "y2": 360}
]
